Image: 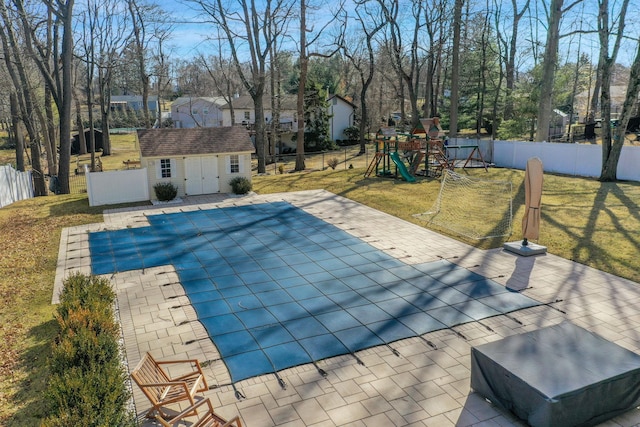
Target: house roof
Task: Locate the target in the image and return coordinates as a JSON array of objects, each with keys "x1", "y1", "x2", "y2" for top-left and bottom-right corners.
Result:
[
  {"x1": 137, "y1": 127, "x2": 254, "y2": 157},
  {"x1": 111, "y1": 95, "x2": 158, "y2": 103},
  {"x1": 171, "y1": 96, "x2": 228, "y2": 109},
  {"x1": 220, "y1": 95, "x2": 298, "y2": 111},
  {"x1": 328, "y1": 94, "x2": 356, "y2": 109}
]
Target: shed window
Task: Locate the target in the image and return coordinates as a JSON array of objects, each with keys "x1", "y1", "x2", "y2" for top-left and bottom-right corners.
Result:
[
  {"x1": 244, "y1": 111, "x2": 250, "y2": 120},
  {"x1": 159, "y1": 158, "x2": 172, "y2": 178},
  {"x1": 229, "y1": 155, "x2": 240, "y2": 173}
]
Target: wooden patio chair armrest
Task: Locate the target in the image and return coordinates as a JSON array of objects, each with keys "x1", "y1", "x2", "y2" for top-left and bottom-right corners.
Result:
[
  {"x1": 156, "y1": 358, "x2": 202, "y2": 367},
  {"x1": 171, "y1": 371, "x2": 204, "y2": 382},
  {"x1": 136, "y1": 379, "x2": 187, "y2": 388},
  {"x1": 154, "y1": 397, "x2": 210, "y2": 427},
  {"x1": 221, "y1": 415, "x2": 243, "y2": 427},
  {"x1": 138, "y1": 380, "x2": 191, "y2": 398},
  {"x1": 157, "y1": 359, "x2": 206, "y2": 374}
]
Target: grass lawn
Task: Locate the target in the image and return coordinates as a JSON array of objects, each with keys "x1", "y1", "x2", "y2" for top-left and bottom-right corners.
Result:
[{"x1": 1, "y1": 139, "x2": 640, "y2": 425}]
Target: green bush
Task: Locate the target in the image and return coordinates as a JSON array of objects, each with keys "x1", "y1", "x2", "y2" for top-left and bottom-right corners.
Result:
[
  {"x1": 153, "y1": 182, "x2": 178, "y2": 201},
  {"x1": 229, "y1": 176, "x2": 252, "y2": 194},
  {"x1": 343, "y1": 126, "x2": 360, "y2": 142},
  {"x1": 497, "y1": 119, "x2": 529, "y2": 140},
  {"x1": 44, "y1": 273, "x2": 135, "y2": 426}
]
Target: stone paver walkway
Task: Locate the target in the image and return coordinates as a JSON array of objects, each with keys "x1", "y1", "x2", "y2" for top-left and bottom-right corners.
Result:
[{"x1": 54, "y1": 190, "x2": 640, "y2": 426}]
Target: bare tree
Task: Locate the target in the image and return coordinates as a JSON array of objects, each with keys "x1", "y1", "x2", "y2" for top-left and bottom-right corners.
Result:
[
  {"x1": 597, "y1": 0, "x2": 631, "y2": 181},
  {"x1": 94, "y1": 0, "x2": 129, "y2": 155},
  {"x1": 448, "y1": 0, "x2": 464, "y2": 138},
  {"x1": 188, "y1": 0, "x2": 295, "y2": 174},
  {"x1": 9, "y1": 93, "x2": 26, "y2": 171},
  {"x1": 495, "y1": 0, "x2": 530, "y2": 121},
  {"x1": 78, "y1": 0, "x2": 99, "y2": 168},
  {"x1": 291, "y1": 0, "x2": 340, "y2": 170},
  {"x1": 13, "y1": 0, "x2": 76, "y2": 194},
  {"x1": 0, "y1": 2, "x2": 47, "y2": 195},
  {"x1": 295, "y1": 0, "x2": 310, "y2": 170},
  {"x1": 422, "y1": 0, "x2": 448, "y2": 119},
  {"x1": 535, "y1": 0, "x2": 583, "y2": 142},
  {"x1": 378, "y1": 0, "x2": 426, "y2": 129},
  {"x1": 339, "y1": 0, "x2": 385, "y2": 154},
  {"x1": 127, "y1": 0, "x2": 152, "y2": 129}
]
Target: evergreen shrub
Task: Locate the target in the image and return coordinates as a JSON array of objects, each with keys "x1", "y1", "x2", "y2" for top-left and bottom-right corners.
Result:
[
  {"x1": 229, "y1": 176, "x2": 252, "y2": 194},
  {"x1": 153, "y1": 182, "x2": 178, "y2": 201},
  {"x1": 44, "y1": 273, "x2": 135, "y2": 426}
]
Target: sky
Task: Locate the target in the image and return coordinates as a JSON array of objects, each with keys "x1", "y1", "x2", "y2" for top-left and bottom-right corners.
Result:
[{"x1": 155, "y1": 0, "x2": 639, "y2": 69}]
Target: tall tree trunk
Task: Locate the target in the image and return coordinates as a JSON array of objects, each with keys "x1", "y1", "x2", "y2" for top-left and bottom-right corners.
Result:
[
  {"x1": 503, "y1": 0, "x2": 530, "y2": 120},
  {"x1": 74, "y1": 92, "x2": 87, "y2": 155},
  {"x1": 535, "y1": 0, "x2": 563, "y2": 142},
  {"x1": 449, "y1": 0, "x2": 464, "y2": 138},
  {"x1": 254, "y1": 92, "x2": 267, "y2": 172},
  {"x1": 295, "y1": 0, "x2": 308, "y2": 171},
  {"x1": 57, "y1": 0, "x2": 75, "y2": 194},
  {"x1": 44, "y1": 86, "x2": 58, "y2": 173},
  {"x1": 9, "y1": 93, "x2": 25, "y2": 172},
  {"x1": 0, "y1": 2, "x2": 47, "y2": 195},
  {"x1": 601, "y1": 44, "x2": 640, "y2": 180},
  {"x1": 34, "y1": 101, "x2": 56, "y2": 176},
  {"x1": 598, "y1": 0, "x2": 631, "y2": 181}
]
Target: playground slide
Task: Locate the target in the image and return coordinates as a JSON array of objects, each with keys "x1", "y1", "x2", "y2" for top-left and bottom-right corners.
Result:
[{"x1": 389, "y1": 152, "x2": 416, "y2": 182}]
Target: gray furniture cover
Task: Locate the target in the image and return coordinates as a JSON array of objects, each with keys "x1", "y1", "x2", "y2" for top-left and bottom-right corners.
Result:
[{"x1": 471, "y1": 321, "x2": 640, "y2": 427}]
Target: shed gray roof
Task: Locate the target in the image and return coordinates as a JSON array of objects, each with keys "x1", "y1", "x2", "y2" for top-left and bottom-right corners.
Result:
[{"x1": 137, "y1": 127, "x2": 254, "y2": 157}]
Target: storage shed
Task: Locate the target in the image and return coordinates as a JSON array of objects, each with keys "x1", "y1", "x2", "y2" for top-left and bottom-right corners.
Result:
[{"x1": 137, "y1": 127, "x2": 254, "y2": 198}]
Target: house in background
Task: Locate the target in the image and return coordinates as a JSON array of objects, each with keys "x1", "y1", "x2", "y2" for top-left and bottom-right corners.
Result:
[
  {"x1": 167, "y1": 93, "x2": 356, "y2": 146},
  {"x1": 171, "y1": 97, "x2": 227, "y2": 128},
  {"x1": 219, "y1": 95, "x2": 298, "y2": 132},
  {"x1": 137, "y1": 127, "x2": 254, "y2": 198},
  {"x1": 327, "y1": 95, "x2": 356, "y2": 142},
  {"x1": 110, "y1": 95, "x2": 159, "y2": 114}
]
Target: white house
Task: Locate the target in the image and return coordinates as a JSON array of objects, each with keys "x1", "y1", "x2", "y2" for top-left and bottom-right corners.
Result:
[
  {"x1": 171, "y1": 97, "x2": 227, "y2": 128},
  {"x1": 137, "y1": 127, "x2": 254, "y2": 198},
  {"x1": 327, "y1": 95, "x2": 356, "y2": 142}
]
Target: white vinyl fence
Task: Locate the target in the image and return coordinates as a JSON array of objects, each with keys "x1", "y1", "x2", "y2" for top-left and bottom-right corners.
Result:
[
  {"x1": 448, "y1": 138, "x2": 640, "y2": 182},
  {"x1": 0, "y1": 164, "x2": 33, "y2": 208},
  {"x1": 86, "y1": 167, "x2": 149, "y2": 207}
]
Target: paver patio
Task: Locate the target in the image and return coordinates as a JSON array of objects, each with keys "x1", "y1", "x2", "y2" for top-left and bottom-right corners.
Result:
[{"x1": 54, "y1": 189, "x2": 640, "y2": 426}]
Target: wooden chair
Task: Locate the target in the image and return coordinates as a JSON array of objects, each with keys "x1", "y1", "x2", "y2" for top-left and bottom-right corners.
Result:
[
  {"x1": 155, "y1": 397, "x2": 243, "y2": 427},
  {"x1": 130, "y1": 352, "x2": 209, "y2": 419}
]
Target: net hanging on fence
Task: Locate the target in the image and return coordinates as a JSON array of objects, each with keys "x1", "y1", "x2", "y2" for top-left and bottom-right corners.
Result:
[{"x1": 414, "y1": 170, "x2": 513, "y2": 240}]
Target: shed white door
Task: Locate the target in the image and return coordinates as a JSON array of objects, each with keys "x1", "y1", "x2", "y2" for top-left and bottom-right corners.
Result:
[{"x1": 185, "y1": 156, "x2": 219, "y2": 195}]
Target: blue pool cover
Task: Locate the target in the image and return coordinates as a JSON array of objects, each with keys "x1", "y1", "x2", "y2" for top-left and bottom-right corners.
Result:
[{"x1": 89, "y1": 202, "x2": 540, "y2": 383}]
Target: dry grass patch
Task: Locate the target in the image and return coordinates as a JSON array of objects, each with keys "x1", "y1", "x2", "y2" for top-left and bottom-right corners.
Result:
[{"x1": 253, "y1": 166, "x2": 640, "y2": 282}]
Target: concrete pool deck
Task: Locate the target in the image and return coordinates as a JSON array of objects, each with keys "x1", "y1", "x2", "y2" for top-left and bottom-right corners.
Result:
[{"x1": 54, "y1": 189, "x2": 640, "y2": 426}]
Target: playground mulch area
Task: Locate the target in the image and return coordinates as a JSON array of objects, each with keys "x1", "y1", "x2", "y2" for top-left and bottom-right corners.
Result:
[{"x1": 54, "y1": 190, "x2": 640, "y2": 427}]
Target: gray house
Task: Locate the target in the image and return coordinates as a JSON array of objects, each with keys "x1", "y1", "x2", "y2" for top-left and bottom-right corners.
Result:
[
  {"x1": 171, "y1": 97, "x2": 227, "y2": 128},
  {"x1": 110, "y1": 95, "x2": 159, "y2": 113}
]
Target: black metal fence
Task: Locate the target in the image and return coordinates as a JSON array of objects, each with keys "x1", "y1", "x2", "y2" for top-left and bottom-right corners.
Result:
[
  {"x1": 261, "y1": 146, "x2": 372, "y2": 175},
  {"x1": 47, "y1": 174, "x2": 86, "y2": 195}
]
